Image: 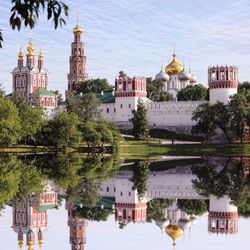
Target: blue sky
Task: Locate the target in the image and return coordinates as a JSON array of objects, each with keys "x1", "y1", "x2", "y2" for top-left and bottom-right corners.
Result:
[{"x1": 1, "y1": 0, "x2": 250, "y2": 98}]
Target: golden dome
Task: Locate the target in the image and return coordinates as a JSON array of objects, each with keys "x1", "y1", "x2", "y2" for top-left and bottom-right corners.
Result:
[
  {"x1": 18, "y1": 47, "x2": 23, "y2": 60},
  {"x1": 73, "y1": 24, "x2": 83, "y2": 33},
  {"x1": 165, "y1": 53, "x2": 183, "y2": 75},
  {"x1": 27, "y1": 241, "x2": 34, "y2": 250},
  {"x1": 38, "y1": 240, "x2": 43, "y2": 249},
  {"x1": 38, "y1": 49, "x2": 44, "y2": 60},
  {"x1": 165, "y1": 225, "x2": 184, "y2": 246},
  {"x1": 27, "y1": 39, "x2": 34, "y2": 59},
  {"x1": 18, "y1": 240, "x2": 23, "y2": 249}
]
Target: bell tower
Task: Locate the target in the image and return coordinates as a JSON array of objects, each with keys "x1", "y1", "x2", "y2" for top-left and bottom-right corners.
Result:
[{"x1": 66, "y1": 21, "x2": 87, "y2": 100}]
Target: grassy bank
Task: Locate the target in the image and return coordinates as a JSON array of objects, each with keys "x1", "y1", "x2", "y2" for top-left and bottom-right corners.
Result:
[
  {"x1": 121, "y1": 139, "x2": 250, "y2": 159},
  {"x1": 121, "y1": 128, "x2": 203, "y2": 142}
]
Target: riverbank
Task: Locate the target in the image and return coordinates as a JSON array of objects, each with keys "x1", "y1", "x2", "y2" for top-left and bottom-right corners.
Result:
[{"x1": 120, "y1": 139, "x2": 250, "y2": 160}]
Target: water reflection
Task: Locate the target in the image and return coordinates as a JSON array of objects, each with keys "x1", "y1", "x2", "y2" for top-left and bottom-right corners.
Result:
[
  {"x1": 0, "y1": 154, "x2": 249, "y2": 249},
  {"x1": 12, "y1": 182, "x2": 57, "y2": 249}
]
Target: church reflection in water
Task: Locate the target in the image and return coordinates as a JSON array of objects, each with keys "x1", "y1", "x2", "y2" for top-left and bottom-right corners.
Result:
[
  {"x1": 12, "y1": 181, "x2": 58, "y2": 249},
  {"x1": 9, "y1": 157, "x2": 244, "y2": 249}
]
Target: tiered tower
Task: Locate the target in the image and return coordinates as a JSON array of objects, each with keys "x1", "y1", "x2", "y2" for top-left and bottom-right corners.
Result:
[
  {"x1": 12, "y1": 184, "x2": 58, "y2": 249},
  {"x1": 66, "y1": 22, "x2": 87, "y2": 99},
  {"x1": 208, "y1": 195, "x2": 238, "y2": 234},
  {"x1": 208, "y1": 65, "x2": 238, "y2": 104},
  {"x1": 66, "y1": 203, "x2": 88, "y2": 250},
  {"x1": 114, "y1": 76, "x2": 147, "y2": 124}
]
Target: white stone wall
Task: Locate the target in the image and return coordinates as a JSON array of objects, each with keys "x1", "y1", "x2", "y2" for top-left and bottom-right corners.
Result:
[
  {"x1": 147, "y1": 101, "x2": 204, "y2": 127},
  {"x1": 209, "y1": 88, "x2": 237, "y2": 104},
  {"x1": 100, "y1": 103, "x2": 116, "y2": 122}
]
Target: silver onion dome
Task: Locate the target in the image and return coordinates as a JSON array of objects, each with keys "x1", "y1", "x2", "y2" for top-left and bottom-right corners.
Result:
[
  {"x1": 190, "y1": 73, "x2": 197, "y2": 84},
  {"x1": 178, "y1": 69, "x2": 192, "y2": 81},
  {"x1": 155, "y1": 67, "x2": 170, "y2": 81}
]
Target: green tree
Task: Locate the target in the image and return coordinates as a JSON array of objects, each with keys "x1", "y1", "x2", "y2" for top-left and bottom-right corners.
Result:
[
  {"x1": 76, "y1": 78, "x2": 112, "y2": 95},
  {"x1": 146, "y1": 77, "x2": 173, "y2": 102},
  {"x1": 40, "y1": 112, "x2": 81, "y2": 147},
  {"x1": 10, "y1": 92, "x2": 44, "y2": 145},
  {"x1": 118, "y1": 71, "x2": 127, "y2": 78},
  {"x1": 131, "y1": 100, "x2": 148, "y2": 140},
  {"x1": 177, "y1": 199, "x2": 208, "y2": 216},
  {"x1": 0, "y1": 156, "x2": 21, "y2": 209},
  {"x1": 212, "y1": 102, "x2": 233, "y2": 143},
  {"x1": 76, "y1": 206, "x2": 113, "y2": 221},
  {"x1": 95, "y1": 121, "x2": 114, "y2": 146},
  {"x1": 0, "y1": 96, "x2": 21, "y2": 146},
  {"x1": 146, "y1": 198, "x2": 173, "y2": 222},
  {"x1": 79, "y1": 121, "x2": 101, "y2": 147},
  {"x1": 131, "y1": 161, "x2": 149, "y2": 198},
  {"x1": 229, "y1": 94, "x2": 249, "y2": 143},
  {"x1": 1, "y1": 0, "x2": 68, "y2": 48},
  {"x1": 35, "y1": 153, "x2": 82, "y2": 190},
  {"x1": 68, "y1": 93, "x2": 101, "y2": 122},
  {"x1": 177, "y1": 84, "x2": 208, "y2": 101},
  {"x1": 192, "y1": 102, "x2": 215, "y2": 143}
]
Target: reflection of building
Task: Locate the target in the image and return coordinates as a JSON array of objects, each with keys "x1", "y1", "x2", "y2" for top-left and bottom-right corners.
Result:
[
  {"x1": 12, "y1": 38, "x2": 57, "y2": 117},
  {"x1": 208, "y1": 195, "x2": 238, "y2": 234},
  {"x1": 12, "y1": 184, "x2": 57, "y2": 249},
  {"x1": 65, "y1": 23, "x2": 87, "y2": 100},
  {"x1": 100, "y1": 166, "x2": 201, "y2": 229},
  {"x1": 114, "y1": 178, "x2": 147, "y2": 224},
  {"x1": 158, "y1": 200, "x2": 197, "y2": 246},
  {"x1": 66, "y1": 202, "x2": 88, "y2": 250}
]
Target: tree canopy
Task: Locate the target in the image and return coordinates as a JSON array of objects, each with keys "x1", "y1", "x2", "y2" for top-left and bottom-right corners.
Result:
[
  {"x1": 68, "y1": 93, "x2": 101, "y2": 122},
  {"x1": 0, "y1": 96, "x2": 21, "y2": 146},
  {"x1": 177, "y1": 84, "x2": 208, "y2": 101},
  {"x1": 1, "y1": 0, "x2": 69, "y2": 48},
  {"x1": 76, "y1": 78, "x2": 113, "y2": 95},
  {"x1": 146, "y1": 77, "x2": 173, "y2": 102},
  {"x1": 131, "y1": 100, "x2": 148, "y2": 140}
]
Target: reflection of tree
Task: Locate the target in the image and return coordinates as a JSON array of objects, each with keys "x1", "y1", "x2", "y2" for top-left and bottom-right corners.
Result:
[
  {"x1": 192, "y1": 158, "x2": 250, "y2": 212},
  {"x1": 131, "y1": 161, "x2": 149, "y2": 198},
  {"x1": 177, "y1": 199, "x2": 208, "y2": 216},
  {"x1": 0, "y1": 155, "x2": 44, "y2": 210},
  {"x1": 66, "y1": 154, "x2": 120, "y2": 221},
  {"x1": 33, "y1": 153, "x2": 82, "y2": 190},
  {"x1": 146, "y1": 198, "x2": 173, "y2": 222},
  {"x1": 75, "y1": 206, "x2": 113, "y2": 221}
]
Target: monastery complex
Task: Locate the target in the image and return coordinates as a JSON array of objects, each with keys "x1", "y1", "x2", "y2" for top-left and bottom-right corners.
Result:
[{"x1": 11, "y1": 22, "x2": 239, "y2": 132}]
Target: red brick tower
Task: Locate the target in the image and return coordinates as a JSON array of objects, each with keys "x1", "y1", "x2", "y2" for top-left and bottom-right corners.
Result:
[
  {"x1": 66, "y1": 203, "x2": 88, "y2": 250},
  {"x1": 66, "y1": 22, "x2": 87, "y2": 99}
]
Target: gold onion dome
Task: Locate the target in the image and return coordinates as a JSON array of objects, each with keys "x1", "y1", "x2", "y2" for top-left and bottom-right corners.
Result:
[
  {"x1": 165, "y1": 53, "x2": 183, "y2": 75},
  {"x1": 27, "y1": 39, "x2": 34, "y2": 59},
  {"x1": 165, "y1": 225, "x2": 184, "y2": 246},
  {"x1": 18, "y1": 240, "x2": 23, "y2": 249},
  {"x1": 38, "y1": 49, "x2": 44, "y2": 60},
  {"x1": 18, "y1": 47, "x2": 23, "y2": 60},
  {"x1": 73, "y1": 24, "x2": 83, "y2": 33},
  {"x1": 38, "y1": 240, "x2": 43, "y2": 249}
]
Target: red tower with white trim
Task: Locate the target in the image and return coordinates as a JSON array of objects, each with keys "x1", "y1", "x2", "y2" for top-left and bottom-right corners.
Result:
[
  {"x1": 208, "y1": 195, "x2": 238, "y2": 234},
  {"x1": 208, "y1": 65, "x2": 238, "y2": 104},
  {"x1": 114, "y1": 76, "x2": 148, "y2": 124},
  {"x1": 66, "y1": 23, "x2": 87, "y2": 99}
]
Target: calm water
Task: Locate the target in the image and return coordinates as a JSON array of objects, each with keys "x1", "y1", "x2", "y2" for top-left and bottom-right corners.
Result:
[{"x1": 0, "y1": 154, "x2": 249, "y2": 250}]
